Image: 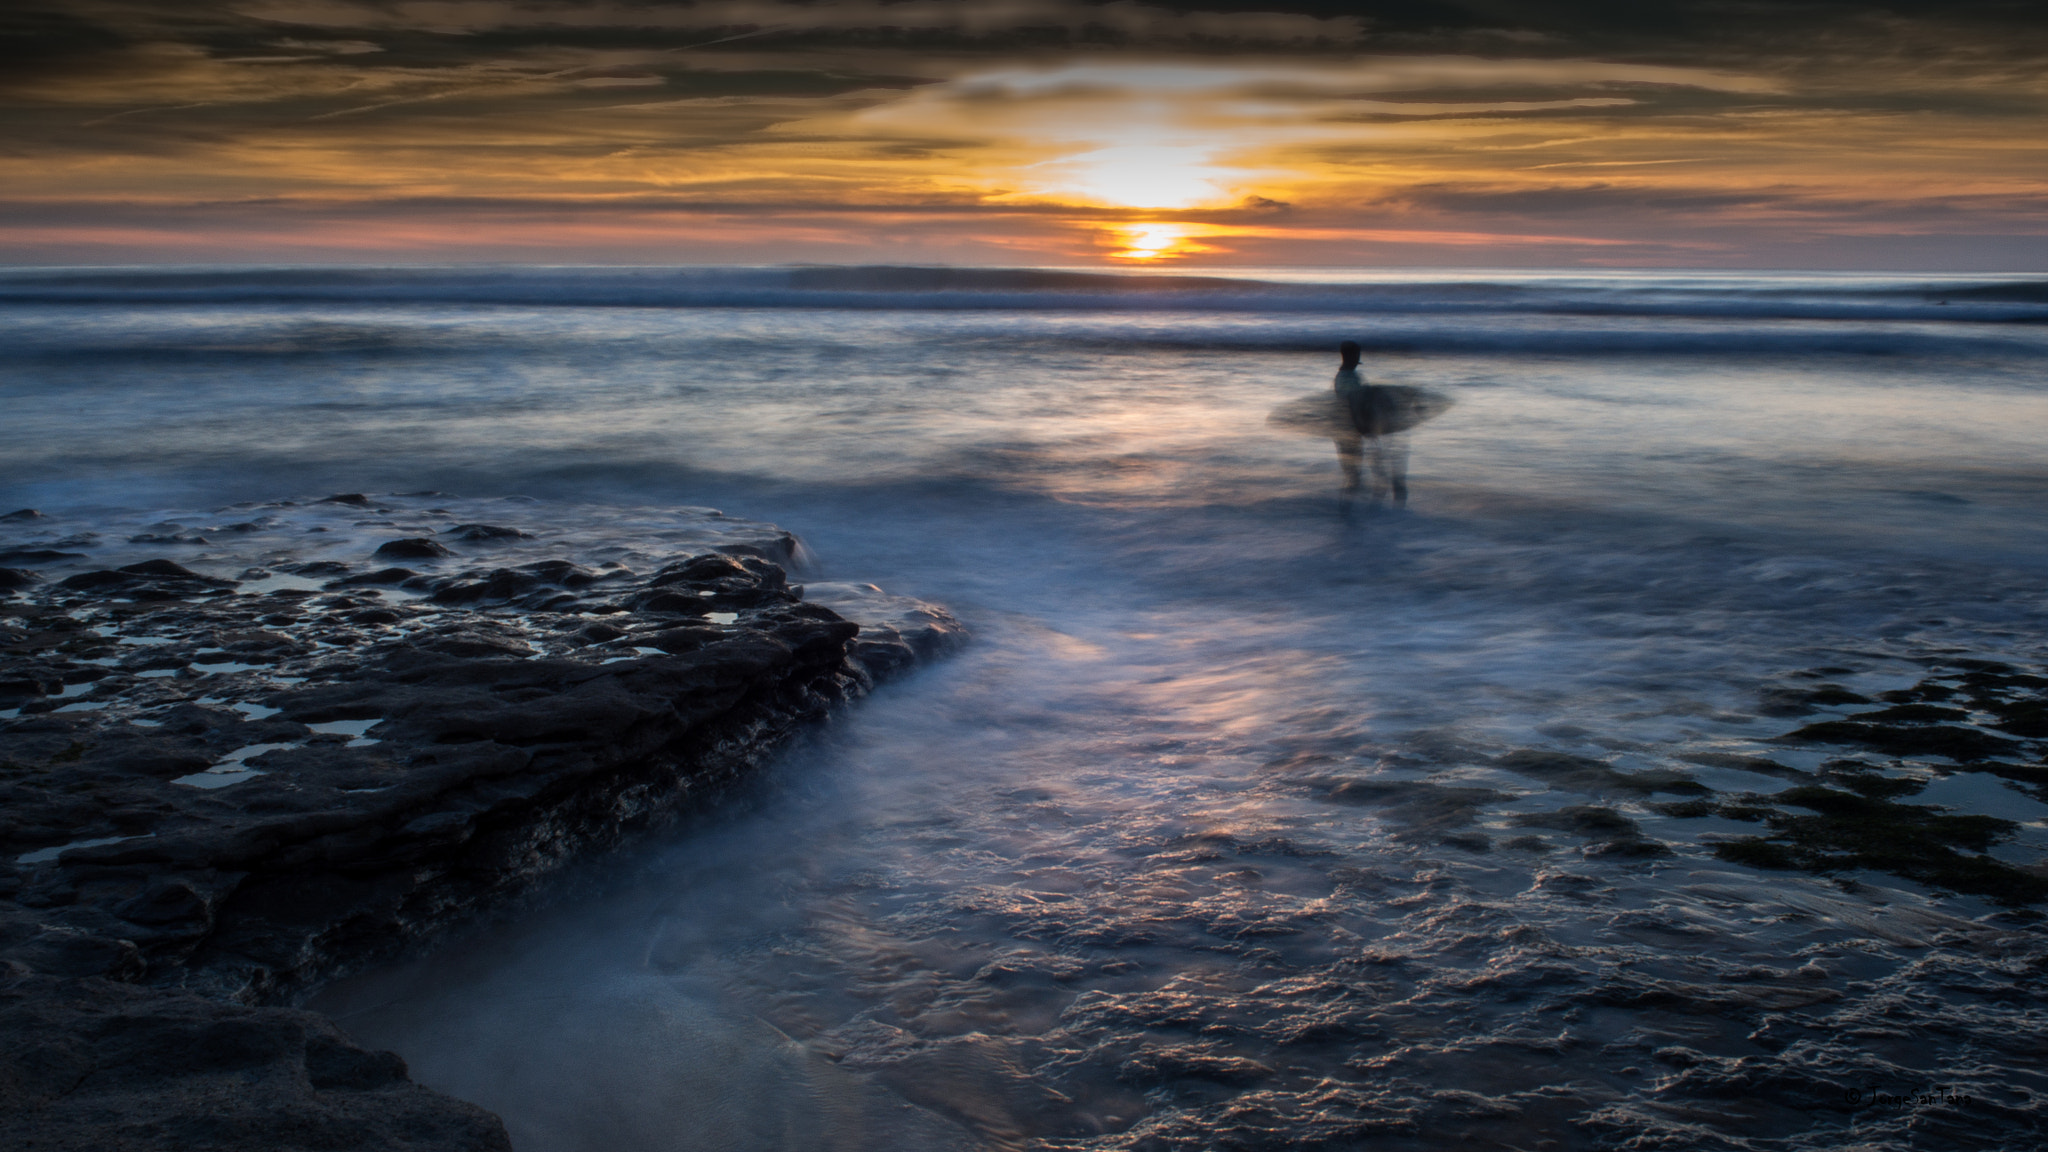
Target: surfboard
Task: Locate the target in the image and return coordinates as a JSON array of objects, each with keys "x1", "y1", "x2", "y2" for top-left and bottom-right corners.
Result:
[{"x1": 1267, "y1": 385, "x2": 1454, "y2": 437}]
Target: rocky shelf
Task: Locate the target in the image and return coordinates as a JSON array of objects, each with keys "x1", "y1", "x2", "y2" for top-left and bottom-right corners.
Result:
[{"x1": 0, "y1": 494, "x2": 964, "y2": 1151}]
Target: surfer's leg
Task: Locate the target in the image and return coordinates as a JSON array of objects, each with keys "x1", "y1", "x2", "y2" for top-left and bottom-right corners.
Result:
[
  {"x1": 1365, "y1": 437, "x2": 1391, "y2": 502},
  {"x1": 1386, "y1": 436, "x2": 1410, "y2": 506},
  {"x1": 1333, "y1": 436, "x2": 1363, "y2": 514}
]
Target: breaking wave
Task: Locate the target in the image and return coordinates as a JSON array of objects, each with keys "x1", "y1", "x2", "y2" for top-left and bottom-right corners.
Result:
[{"x1": 3, "y1": 265, "x2": 2046, "y2": 326}]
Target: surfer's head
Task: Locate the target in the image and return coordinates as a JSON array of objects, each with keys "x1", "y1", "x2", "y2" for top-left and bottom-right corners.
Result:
[{"x1": 1338, "y1": 341, "x2": 1361, "y2": 369}]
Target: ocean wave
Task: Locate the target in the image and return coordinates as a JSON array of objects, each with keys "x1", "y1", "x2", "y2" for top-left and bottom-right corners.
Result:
[
  {"x1": 1085, "y1": 324, "x2": 2048, "y2": 359},
  {"x1": 5, "y1": 317, "x2": 2045, "y2": 368},
  {"x1": 3, "y1": 265, "x2": 2046, "y2": 325}
]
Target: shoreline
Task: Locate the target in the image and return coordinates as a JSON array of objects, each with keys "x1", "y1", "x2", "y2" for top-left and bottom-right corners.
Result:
[{"x1": 0, "y1": 494, "x2": 963, "y2": 1150}]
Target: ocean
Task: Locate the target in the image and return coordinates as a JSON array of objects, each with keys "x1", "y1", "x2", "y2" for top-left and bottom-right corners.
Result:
[{"x1": 5, "y1": 265, "x2": 2048, "y2": 1150}]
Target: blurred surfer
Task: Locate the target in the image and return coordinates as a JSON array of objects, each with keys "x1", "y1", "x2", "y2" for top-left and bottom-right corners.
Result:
[{"x1": 1268, "y1": 341, "x2": 1452, "y2": 514}]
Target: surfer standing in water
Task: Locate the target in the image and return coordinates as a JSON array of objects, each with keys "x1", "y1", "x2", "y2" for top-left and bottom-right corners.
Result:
[
  {"x1": 1332, "y1": 340, "x2": 1409, "y2": 510},
  {"x1": 1268, "y1": 341, "x2": 1452, "y2": 515}
]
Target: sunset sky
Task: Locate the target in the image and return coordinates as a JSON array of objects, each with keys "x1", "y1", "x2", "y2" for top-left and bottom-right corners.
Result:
[{"x1": 5, "y1": 1, "x2": 2045, "y2": 268}]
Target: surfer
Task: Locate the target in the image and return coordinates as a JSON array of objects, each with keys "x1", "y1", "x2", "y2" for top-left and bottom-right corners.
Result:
[
  {"x1": 1266, "y1": 341, "x2": 1452, "y2": 514},
  {"x1": 1334, "y1": 340, "x2": 1408, "y2": 509}
]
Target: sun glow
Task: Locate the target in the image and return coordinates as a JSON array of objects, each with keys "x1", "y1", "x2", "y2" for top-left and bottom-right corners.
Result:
[
  {"x1": 1106, "y1": 222, "x2": 1210, "y2": 261},
  {"x1": 1042, "y1": 145, "x2": 1232, "y2": 209}
]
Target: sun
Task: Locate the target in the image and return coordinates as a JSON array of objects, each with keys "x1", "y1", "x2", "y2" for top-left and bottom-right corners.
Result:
[{"x1": 1105, "y1": 223, "x2": 1213, "y2": 261}]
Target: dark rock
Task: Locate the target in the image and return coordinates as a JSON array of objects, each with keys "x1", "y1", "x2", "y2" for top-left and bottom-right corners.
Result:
[
  {"x1": 0, "y1": 974, "x2": 511, "y2": 1152},
  {"x1": 427, "y1": 567, "x2": 544, "y2": 605},
  {"x1": 124, "y1": 559, "x2": 207, "y2": 579},
  {"x1": 1705, "y1": 784, "x2": 2046, "y2": 904},
  {"x1": 1, "y1": 508, "x2": 47, "y2": 521},
  {"x1": 634, "y1": 590, "x2": 714, "y2": 615},
  {"x1": 0, "y1": 549, "x2": 87, "y2": 565},
  {"x1": 716, "y1": 536, "x2": 801, "y2": 568},
  {"x1": 1675, "y1": 752, "x2": 1811, "y2": 781},
  {"x1": 0, "y1": 671, "x2": 62, "y2": 698},
  {"x1": 279, "y1": 560, "x2": 353, "y2": 576},
  {"x1": 1496, "y1": 750, "x2": 1707, "y2": 796},
  {"x1": 1120, "y1": 1046, "x2": 1273, "y2": 1087},
  {"x1": 1320, "y1": 778, "x2": 1506, "y2": 844},
  {"x1": 56, "y1": 561, "x2": 235, "y2": 602},
  {"x1": 331, "y1": 567, "x2": 419, "y2": 586},
  {"x1": 646, "y1": 552, "x2": 789, "y2": 608},
  {"x1": 317, "y1": 494, "x2": 374, "y2": 507},
  {"x1": 447, "y1": 524, "x2": 531, "y2": 541},
  {"x1": 8, "y1": 928, "x2": 146, "y2": 981},
  {"x1": 520, "y1": 559, "x2": 600, "y2": 587},
  {"x1": 0, "y1": 516, "x2": 967, "y2": 1151},
  {"x1": 1780, "y1": 720, "x2": 2019, "y2": 762},
  {"x1": 412, "y1": 628, "x2": 535, "y2": 660},
  {"x1": 1513, "y1": 806, "x2": 1672, "y2": 858},
  {"x1": 372, "y1": 537, "x2": 454, "y2": 560},
  {"x1": 635, "y1": 625, "x2": 726, "y2": 654},
  {"x1": 1583, "y1": 837, "x2": 1673, "y2": 859},
  {"x1": 0, "y1": 568, "x2": 39, "y2": 592},
  {"x1": 115, "y1": 881, "x2": 213, "y2": 928},
  {"x1": 1757, "y1": 683, "x2": 1870, "y2": 716},
  {"x1": 804, "y1": 582, "x2": 968, "y2": 683}
]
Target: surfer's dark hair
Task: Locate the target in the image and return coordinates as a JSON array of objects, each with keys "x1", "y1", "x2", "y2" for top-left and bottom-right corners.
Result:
[{"x1": 1339, "y1": 340, "x2": 1361, "y2": 366}]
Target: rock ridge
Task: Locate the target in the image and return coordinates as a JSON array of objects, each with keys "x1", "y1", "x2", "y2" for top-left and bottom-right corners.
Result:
[{"x1": 0, "y1": 495, "x2": 964, "y2": 1151}]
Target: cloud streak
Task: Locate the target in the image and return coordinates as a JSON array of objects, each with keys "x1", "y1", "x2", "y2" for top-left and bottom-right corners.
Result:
[{"x1": 1, "y1": 0, "x2": 2044, "y2": 267}]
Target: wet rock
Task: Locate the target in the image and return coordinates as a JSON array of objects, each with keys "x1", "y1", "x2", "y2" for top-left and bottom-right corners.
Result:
[
  {"x1": 0, "y1": 549, "x2": 88, "y2": 565},
  {"x1": 1, "y1": 549, "x2": 958, "y2": 988},
  {"x1": 1782, "y1": 719, "x2": 2019, "y2": 762},
  {"x1": 1668, "y1": 660, "x2": 2048, "y2": 900},
  {"x1": 1496, "y1": 749, "x2": 1707, "y2": 796},
  {"x1": 1119, "y1": 1045, "x2": 1273, "y2": 1086},
  {"x1": 55, "y1": 560, "x2": 235, "y2": 601},
  {"x1": 332, "y1": 566, "x2": 419, "y2": 587},
  {"x1": 1757, "y1": 682, "x2": 1871, "y2": 716},
  {"x1": 1, "y1": 509, "x2": 47, "y2": 521},
  {"x1": 372, "y1": 537, "x2": 454, "y2": 560},
  {"x1": 803, "y1": 581, "x2": 970, "y2": 682},
  {"x1": 1512, "y1": 805, "x2": 1672, "y2": 857},
  {"x1": 447, "y1": 524, "x2": 531, "y2": 541},
  {"x1": 114, "y1": 880, "x2": 213, "y2": 929},
  {"x1": 423, "y1": 563, "x2": 600, "y2": 607},
  {"x1": 0, "y1": 973, "x2": 510, "y2": 1152},
  {"x1": 317, "y1": 493, "x2": 375, "y2": 507},
  {"x1": 1699, "y1": 785, "x2": 2047, "y2": 904},
  {"x1": 0, "y1": 569, "x2": 40, "y2": 592},
  {"x1": 8, "y1": 928, "x2": 147, "y2": 981},
  {"x1": 0, "y1": 497, "x2": 969, "y2": 1150},
  {"x1": 1582, "y1": 974, "x2": 1840, "y2": 1014},
  {"x1": 1675, "y1": 751, "x2": 1812, "y2": 781},
  {"x1": 1320, "y1": 778, "x2": 1506, "y2": 844}
]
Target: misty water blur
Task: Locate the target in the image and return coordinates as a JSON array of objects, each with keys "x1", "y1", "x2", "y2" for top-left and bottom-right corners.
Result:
[{"x1": 5, "y1": 267, "x2": 2048, "y2": 1150}]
